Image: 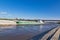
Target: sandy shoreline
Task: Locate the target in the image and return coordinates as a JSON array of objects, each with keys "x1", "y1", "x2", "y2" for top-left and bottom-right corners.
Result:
[
  {"x1": 0, "y1": 20, "x2": 44, "y2": 26},
  {"x1": 0, "y1": 20, "x2": 16, "y2": 26}
]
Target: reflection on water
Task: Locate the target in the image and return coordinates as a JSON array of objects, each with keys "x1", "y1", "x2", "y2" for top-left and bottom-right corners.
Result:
[{"x1": 0, "y1": 24, "x2": 58, "y2": 40}]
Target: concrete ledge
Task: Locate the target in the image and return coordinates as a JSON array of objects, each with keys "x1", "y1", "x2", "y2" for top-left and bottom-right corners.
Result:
[
  {"x1": 40, "y1": 27, "x2": 59, "y2": 40},
  {"x1": 51, "y1": 28, "x2": 60, "y2": 40}
]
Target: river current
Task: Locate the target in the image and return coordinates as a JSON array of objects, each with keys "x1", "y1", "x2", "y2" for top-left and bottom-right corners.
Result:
[{"x1": 0, "y1": 23, "x2": 59, "y2": 40}]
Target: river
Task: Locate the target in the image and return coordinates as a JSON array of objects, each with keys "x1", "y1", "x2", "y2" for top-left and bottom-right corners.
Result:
[{"x1": 0, "y1": 23, "x2": 59, "y2": 40}]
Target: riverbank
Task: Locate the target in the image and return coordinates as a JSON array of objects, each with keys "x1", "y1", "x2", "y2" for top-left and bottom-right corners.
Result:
[
  {"x1": 0, "y1": 20, "x2": 44, "y2": 26},
  {"x1": 0, "y1": 20, "x2": 16, "y2": 26}
]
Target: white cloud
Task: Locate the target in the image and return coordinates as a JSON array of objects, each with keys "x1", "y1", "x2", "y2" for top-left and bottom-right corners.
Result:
[
  {"x1": 0, "y1": 11, "x2": 7, "y2": 14},
  {"x1": 0, "y1": 11, "x2": 16, "y2": 18}
]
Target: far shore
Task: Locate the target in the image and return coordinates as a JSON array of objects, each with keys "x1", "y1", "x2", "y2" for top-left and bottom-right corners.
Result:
[
  {"x1": 0, "y1": 20, "x2": 16, "y2": 26},
  {"x1": 0, "y1": 19, "x2": 44, "y2": 26}
]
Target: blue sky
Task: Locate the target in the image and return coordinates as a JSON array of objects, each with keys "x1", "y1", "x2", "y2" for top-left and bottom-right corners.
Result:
[{"x1": 0, "y1": 0, "x2": 60, "y2": 19}]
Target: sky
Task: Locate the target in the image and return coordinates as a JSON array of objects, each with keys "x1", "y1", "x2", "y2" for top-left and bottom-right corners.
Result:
[{"x1": 0, "y1": 0, "x2": 60, "y2": 19}]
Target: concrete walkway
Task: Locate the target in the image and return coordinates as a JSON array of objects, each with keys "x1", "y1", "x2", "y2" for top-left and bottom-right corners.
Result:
[
  {"x1": 40, "y1": 27, "x2": 59, "y2": 40},
  {"x1": 50, "y1": 27, "x2": 60, "y2": 40}
]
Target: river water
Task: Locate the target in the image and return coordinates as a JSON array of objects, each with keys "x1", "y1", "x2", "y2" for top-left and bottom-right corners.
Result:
[{"x1": 0, "y1": 24, "x2": 59, "y2": 40}]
